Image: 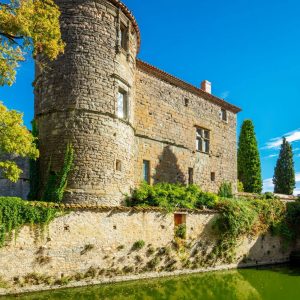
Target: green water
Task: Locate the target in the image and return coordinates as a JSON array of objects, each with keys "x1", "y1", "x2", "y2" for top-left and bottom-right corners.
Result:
[{"x1": 3, "y1": 265, "x2": 300, "y2": 300}]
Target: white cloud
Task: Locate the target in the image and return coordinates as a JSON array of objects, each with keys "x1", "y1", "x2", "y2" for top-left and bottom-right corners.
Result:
[
  {"x1": 263, "y1": 172, "x2": 300, "y2": 195},
  {"x1": 220, "y1": 91, "x2": 230, "y2": 99},
  {"x1": 263, "y1": 129, "x2": 300, "y2": 149},
  {"x1": 264, "y1": 154, "x2": 277, "y2": 159}
]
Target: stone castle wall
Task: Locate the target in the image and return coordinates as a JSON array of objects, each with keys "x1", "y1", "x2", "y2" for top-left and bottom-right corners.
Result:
[
  {"x1": 134, "y1": 66, "x2": 238, "y2": 193},
  {"x1": 34, "y1": 0, "x2": 241, "y2": 205},
  {"x1": 0, "y1": 209, "x2": 294, "y2": 295},
  {"x1": 35, "y1": 0, "x2": 139, "y2": 204}
]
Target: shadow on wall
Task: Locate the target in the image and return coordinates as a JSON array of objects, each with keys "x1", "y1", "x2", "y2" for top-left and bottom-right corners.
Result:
[{"x1": 153, "y1": 146, "x2": 186, "y2": 184}]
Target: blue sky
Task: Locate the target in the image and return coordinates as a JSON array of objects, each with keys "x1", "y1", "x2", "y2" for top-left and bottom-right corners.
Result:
[{"x1": 1, "y1": 0, "x2": 300, "y2": 193}]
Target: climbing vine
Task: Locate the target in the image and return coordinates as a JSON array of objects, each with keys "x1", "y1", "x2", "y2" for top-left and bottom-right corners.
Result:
[
  {"x1": 211, "y1": 198, "x2": 299, "y2": 263},
  {"x1": 43, "y1": 143, "x2": 74, "y2": 202},
  {"x1": 0, "y1": 197, "x2": 59, "y2": 247}
]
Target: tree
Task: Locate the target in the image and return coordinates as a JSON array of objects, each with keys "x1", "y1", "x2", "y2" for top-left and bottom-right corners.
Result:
[
  {"x1": 0, "y1": 0, "x2": 65, "y2": 85},
  {"x1": 0, "y1": 0, "x2": 65, "y2": 182},
  {"x1": 0, "y1": 103, "x2": 39, "y2": 181},
  {"x1": 237, "y1": 120, "x2": 262, "y2": 193},
  {"x1": 273, "y1": 137, "x2": 295, "y2": 195}
]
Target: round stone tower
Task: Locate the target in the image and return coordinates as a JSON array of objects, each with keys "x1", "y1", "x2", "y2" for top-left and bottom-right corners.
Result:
[{"x1": 34, "y1": 0, "x2": 140, "y2": 205}]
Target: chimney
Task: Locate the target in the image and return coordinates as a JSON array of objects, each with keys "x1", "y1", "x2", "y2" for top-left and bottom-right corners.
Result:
[{"x1": 201, "y1": 80, "x2": 212, "y2": 94}]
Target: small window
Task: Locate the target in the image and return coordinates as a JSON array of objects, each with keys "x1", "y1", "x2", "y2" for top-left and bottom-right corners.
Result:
[
  {"x1": 120, "y1": 23, "x2": 128, "y2": 50},
  {"x1": 117, "y1": 90, "x2": 128, "y2": 119},
  {"x1": 221, "y1": 109, "x2": 227, "y2": 122},
  {"x1": 116, "y1": 160, "x2": 122, "y2": 171},
  {"x1": 188, "y1": 168, "x2": 194, "y2": 185},
  {"x1": 142, "y1": 160, "x2": 150, "y2": 184},
  {"x1": 196, "y1": 128, "x2": 210, "y2": 154},
  {"x1": 211, "y1": 172, "x2": 216, "y2": 182},
  {"x1": 184, "y1": 98, "x2": 189, "y2": 107}
]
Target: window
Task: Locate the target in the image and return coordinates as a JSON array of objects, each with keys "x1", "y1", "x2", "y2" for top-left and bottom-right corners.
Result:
[
  {"x1": 196, "y1": 128, "x2": 210, "y2": 154},
  {"x1": 211, "y1": 172, "x2": 216, "y2": 182},
  {"x1": 188, "y1": 168, "x2": 194, "y2": 185},
  {"x1": 142, "y1": 160, "x2": 150, "y2": 183},
  {"x1": 120, "y1": 23, "x2": 128, "y2": 50},
  {"x1": 116, "y1": 160, "x2": 122, "y2": 171},
  {"x1": 117, "y1": 90, "x2": 128, "y2": 119},
  {"x1": 221, "y1": 109, "x2": 227, "y2": 122},
  {"x1": 184, "y1": 98, "x2": 189, "y2": 107}
]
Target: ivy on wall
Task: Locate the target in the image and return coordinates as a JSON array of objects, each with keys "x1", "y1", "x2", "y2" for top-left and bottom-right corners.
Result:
[
  {"x1": 0, "y1": 197, "x2": 59, "y2": 247},
  {"x1": 43, "y1": 143, "x2": 74, "y2": 203}
]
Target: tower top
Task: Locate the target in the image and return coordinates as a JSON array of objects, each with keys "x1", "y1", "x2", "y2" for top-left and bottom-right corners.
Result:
[{"x1": 108, "y1": 0, "x2": 141, "y2": 52}]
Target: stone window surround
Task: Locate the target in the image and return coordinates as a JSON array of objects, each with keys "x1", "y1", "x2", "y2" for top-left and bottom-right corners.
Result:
[
  {"x1": 142, "y1": 160, "x2": 151, "y2": 184},
  {"x1": 116, "y1": 79, "x2": 131, "y2": 121},
  {"x1": 220, "y1": 109, "x2": 228, "y2": 122},
  {"x1": 196, "y1": 127, "x2": 210, "y2": 154}
]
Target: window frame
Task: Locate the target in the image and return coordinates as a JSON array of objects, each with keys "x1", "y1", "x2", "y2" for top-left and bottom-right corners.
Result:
[
  {"x1": 117, "y1": 89, "x2": 129, "y2": 120},
  {"x1": 196, "y1": 127, "x2": 210, "y2": 154},
  {"x1": 188, "y1": 168, "x2": 194, "y2": 185},
  {"x1": 120, "y1": 23, "x2": 128, "y2": 51},
  {"x1": 221, "y1": 109, "x2": 228, "y2": 122},
  {"x1": 142, "y1": 160, "x2": 151, "y2": 184}
]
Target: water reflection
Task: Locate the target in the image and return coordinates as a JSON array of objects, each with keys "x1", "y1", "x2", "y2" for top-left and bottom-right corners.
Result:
[{"x1": 3, "y1": 266, "x2": 300, "y2": 300}]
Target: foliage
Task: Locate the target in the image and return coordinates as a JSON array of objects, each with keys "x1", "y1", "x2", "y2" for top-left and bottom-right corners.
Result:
[
  {"x1": 212, "y1": 198, "x2": 287, "y2": 262},
  {"x1": 175, "y1": 224, "x2": 186, "y2": 239},
  {"x1": 0, "y1": 0, "x2": 65, "y2": 86},
  {"x1": 237, "y1": 180, "x2": 244, "y2": 193},
  {"x1": 218, "y1": 182, "x2": 233, "y2": 198},
  {"x1": 260, "y1": 192, "x2": 279, "y2": 200},
  {"x1": 0, "y1": 197, "x2": 58, "y2": 247},
  {"x1": 238, "y1": 120, "x2": 262, "y2": 193},
  {"x1": 273, "y1": 137, "x2": 295, "y2": 195},
  {"x1": 0, "y1": 103, "x2": 39, "y2": 182},
  {"x1": 132, "y1": 240, "x2": 145, "y2": 251},
  {"x1": 43, "y1": 144, "x2": 74, "y2": 202},
  {"x1": 28, "y1": 119, "x2": 39, "y2": 200},
  {"x1": 126, "y1": 182, "x2": 219, "y2": 211}
]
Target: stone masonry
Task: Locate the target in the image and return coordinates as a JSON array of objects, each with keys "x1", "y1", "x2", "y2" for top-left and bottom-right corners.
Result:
[
  {"x1": 34, "y1": 0, "x2": 241, "y2": 205},
  {"x1": 0, "y1": 209, "x2": 295, "y2": 295}
]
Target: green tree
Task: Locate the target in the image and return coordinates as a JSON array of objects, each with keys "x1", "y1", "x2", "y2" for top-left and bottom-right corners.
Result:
[
  {"x1": 273, "y1": 137, "x2": 295, "y2": 195},
  {"x1": 237, "y1": 120, "x2": 262, "y2": 193},
  {"x1": 0, "y1": 0, "x2": 65, "y2": 182},
  {"x1": 0, "y1": 0, "x2": 65, "y2": 85},
  {"x1": 0, "y1": 103, "x2": 39, "y2": 181}
]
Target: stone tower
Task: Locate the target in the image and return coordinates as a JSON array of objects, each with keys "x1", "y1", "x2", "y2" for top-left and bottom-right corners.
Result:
[{"x1": 34, "y1": 0, "x2": 140, "y2": 205}]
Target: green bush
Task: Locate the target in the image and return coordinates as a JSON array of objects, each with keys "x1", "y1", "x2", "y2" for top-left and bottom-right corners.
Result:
[
  {"x1": 126, "y1": 183, "x2": 219, "y2": 211},
  {"x1": 175, "y1": 224, "x2": 186, "y2": 239},
  {"x1": 237, "y1": 180, "x2": 244, "y2": 193},
  {"x1": 218, "y1": 182, "x2": 233, "y2": 198},
  {"x1": 132, "y1": 240, "x2": 145, "y2": 251},
  {"x1": 196, "y1": 192, "x2": 219, "y2": 209},
  {"x1": 0, "y1": 197, "x2": 59, "y2": 247}
]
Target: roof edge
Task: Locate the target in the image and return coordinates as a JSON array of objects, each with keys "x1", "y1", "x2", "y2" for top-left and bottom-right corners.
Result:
[
  {"x1": 136, "y1": 59, "x2": 242, "y2": 114},
  {"x1": 108, "y1": 0, "x2": 141, "y2": 52}
]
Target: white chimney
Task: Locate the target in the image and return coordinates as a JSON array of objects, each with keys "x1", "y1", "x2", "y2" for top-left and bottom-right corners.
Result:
[{"x1": 201, "y1": 80, "x2": 212, "y2": 94}]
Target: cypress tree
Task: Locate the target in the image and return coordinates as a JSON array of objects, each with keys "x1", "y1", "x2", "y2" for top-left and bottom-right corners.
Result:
[
  {"x1": 273, "y1": 137, "x2": 295, "y2": 195},
  {"x1": 238, "y1": 120, "x2": 262, "y2": 193}
]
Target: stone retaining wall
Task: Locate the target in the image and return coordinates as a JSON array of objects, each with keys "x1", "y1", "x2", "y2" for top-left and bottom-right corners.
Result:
[{"x1": 0, "y1": 208, "x2": 295, "y2": 295}]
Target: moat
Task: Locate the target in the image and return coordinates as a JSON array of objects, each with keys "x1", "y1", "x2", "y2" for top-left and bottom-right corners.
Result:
[{"x1": 2, "y1": 265, "x2": 300, "y2": 300}]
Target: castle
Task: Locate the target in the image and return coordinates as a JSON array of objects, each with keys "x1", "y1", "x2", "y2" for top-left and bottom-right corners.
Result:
[{"x1": 32, "y1": 0, "x2": 241, "y2": 205}]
